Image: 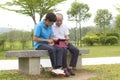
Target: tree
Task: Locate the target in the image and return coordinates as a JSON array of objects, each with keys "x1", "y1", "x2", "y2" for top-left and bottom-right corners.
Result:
[
  {"x1": 67, "y1": 2, "x2": 91, "y2": 47},
  {"x1": 20, "y1": 37, "x2": 27, "y2": 50},
  {"x1": 0, "y1": 35, "x2": 6, "y2": 50},
  {"x1": 6, "y1": 30, "x2": 17, "y2": 49},
  {"x1": 114, "y1": 14, "x2": 120, "y2": 40},
  {"x1": 0, "y1": 0, "x2": 66, "y2": 25},
  {"x1": 94, "y1": 9, "x2": 112, "y2": 45},
  {"x1": 94, "y1": 9, "x2": 112, "y2": 36}
]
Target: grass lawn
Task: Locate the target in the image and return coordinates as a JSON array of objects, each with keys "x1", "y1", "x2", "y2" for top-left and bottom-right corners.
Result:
[
  {"x1": 82, "y1": 45, "x2": 120, "y2": 58},
  {"x1": 0, "y1": 64, "x2": 120, "y2": 80},
  {"x1": 0, "y1": 51, "x2": 6, "y2": 59},
  {"x1": 84, "y1": 64, "x2": 120, "y2": 80}
]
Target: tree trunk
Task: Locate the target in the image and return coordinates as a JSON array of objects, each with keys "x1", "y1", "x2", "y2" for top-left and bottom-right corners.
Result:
[
  {"x1": 32, "y1": 16, "x2": 36, "y2": 25},
  {"x1": 31, "y1": 16, "x2": 36, "y2": 47},
  {"x1": 39, "y1": 14, "x2": 43, "y2": 21}
]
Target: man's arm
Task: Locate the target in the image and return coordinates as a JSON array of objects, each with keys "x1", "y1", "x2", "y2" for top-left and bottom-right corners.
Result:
[
  {"x1": 65, "y1": 35, "x2": 70, "y2": 45},
  {"x1": 65, "y1": 35, "x2": 70, "y2": 40},
  {"x1": 33, "y1": 36, "x2": 53, "y2": 44}
]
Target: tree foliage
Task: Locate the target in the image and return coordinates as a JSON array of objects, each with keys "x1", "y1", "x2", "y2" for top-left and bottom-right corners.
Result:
[
  {"x1": 67, "y1": 2, "x2": 91, "y2": 22},
  {"x1": 114, "y1": 14, "x2": 120, "y2": 39},
  {"x1": 94, "y1": 9, "x2": 112, "y2": 34},
  {"x1": 0, "y1": 0, "x2": 66, "y2": 25},
  {"x1": 67, "y1": 1, "x2": 91, "y2": 47}
]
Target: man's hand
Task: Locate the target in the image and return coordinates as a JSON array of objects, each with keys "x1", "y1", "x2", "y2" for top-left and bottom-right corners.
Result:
[
  {"x1": 48, "y1": 39, "x2": 54, "y2": 46},
  {"x1": 48, "y1": 39, "x2": 54, "y2": 44},
  {"x1": 65, "y1": 40, "x2": 69, "y2": 45},
  {"x1": 49, "y1": 42, "x2": 54, "y2": 46}
]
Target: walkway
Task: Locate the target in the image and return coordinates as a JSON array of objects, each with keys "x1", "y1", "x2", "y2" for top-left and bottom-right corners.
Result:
[{"x1": 0, "y1": 57, "x2": 120, "y2": 70}]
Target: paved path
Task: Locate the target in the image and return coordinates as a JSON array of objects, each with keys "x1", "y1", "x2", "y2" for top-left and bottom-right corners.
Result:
[{"x1": 0, "y1": 57, "x2": 120, "y2": 70}]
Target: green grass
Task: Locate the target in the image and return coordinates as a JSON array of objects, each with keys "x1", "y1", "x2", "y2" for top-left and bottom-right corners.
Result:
[
  {"x1": 0, "y1": 64, "x2": 120, "y2": 80},
  {"x1": 84, "y1": 64, "x2": 120, "y2": 80},
  {"x1": 0, "y1": 69, "x2": 61, "y2": 80},
  {"x1": 0, "y1": 70, "x2": 31, "y2": 80},
  {"x1": 0, "y1": 51, "x2": 6, "y2": 59},
  {"x1": 82, "y1": 45, "x2": 120, "y2": 58}
]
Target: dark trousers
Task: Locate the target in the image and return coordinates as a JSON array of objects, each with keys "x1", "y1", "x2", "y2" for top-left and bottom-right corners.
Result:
[
  {"x1": 67, "y1": 43, "x2": 79, "y2": 67},
  {"x1": 62, "y1": 48, "x2": 67, "y2": 68},
  {"x1": 55, "y1": 43, "x2": 79, "y2": 68},
  {"x1": 55, "y1": 46, "x2": 67, "y2": 68},
  {"x1": 36, "y1": 44, "x2": 56, "y2": 69}
]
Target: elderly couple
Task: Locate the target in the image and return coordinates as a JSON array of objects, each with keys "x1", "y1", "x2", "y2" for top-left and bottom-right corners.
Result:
[{"x1": 33, "y1": 13, "x2": 79, "y2": 77}]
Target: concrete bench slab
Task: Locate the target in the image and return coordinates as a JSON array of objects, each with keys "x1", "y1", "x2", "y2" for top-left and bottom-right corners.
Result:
[{"x1": 6, "y1": 49, "x2": 89, "y2": 75}]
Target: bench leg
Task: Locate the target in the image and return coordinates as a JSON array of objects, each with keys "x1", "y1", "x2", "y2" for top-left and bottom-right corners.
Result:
[
  {"x1": 19, "y1": 57, "x2": 40, "y2": 75},
  {"x1": 67, "y1": 54, "x2": 82, "y2": 70},
  {"x1": 76, "y1": 55, "x2": 82, "y2": 70}
]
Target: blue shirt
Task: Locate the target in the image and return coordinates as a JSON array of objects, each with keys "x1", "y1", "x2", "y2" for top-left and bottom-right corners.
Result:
[{"x1": 34, "y1": 20, "x2": 53, "y2": 49}]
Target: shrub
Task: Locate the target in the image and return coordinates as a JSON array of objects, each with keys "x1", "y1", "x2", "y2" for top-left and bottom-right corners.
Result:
[
  {"x1": 82, "y1": 35, "x2": 99, "y2": 46},
  {"x1": 107, "y1": 33, "x2": 119, "y2": 39},
  {"x1": 106, "y1": 36, "x2": 118, "y2": 45},
  {"x1": 99, "y1": 36, "x2": 106, "y2": 45}
]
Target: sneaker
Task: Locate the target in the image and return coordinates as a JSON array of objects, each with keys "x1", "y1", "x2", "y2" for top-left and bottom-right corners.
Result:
[
  {"x1": 64, "y1": 69, "x2": 70, "y2": 77},
  {"x1": 51, "y1": 69, "x2": 65, "y2": 76},
  {"x1": 68, "y1": 69, "x2": 75, "y2": 75}
]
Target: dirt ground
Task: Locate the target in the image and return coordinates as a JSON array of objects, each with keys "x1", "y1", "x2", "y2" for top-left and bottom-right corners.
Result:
[{"x1": 36, "y1": 69, "x2": 96, "y2": 80}]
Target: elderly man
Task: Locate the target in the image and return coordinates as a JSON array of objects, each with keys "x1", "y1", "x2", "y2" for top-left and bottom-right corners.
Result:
[{"x1": 52, "y1": 13, "x2": 79, "y2": 76}]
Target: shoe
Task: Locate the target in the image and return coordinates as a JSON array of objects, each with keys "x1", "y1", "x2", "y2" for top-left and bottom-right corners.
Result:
[
  {"x1": 51, "y1": 69, "x2": 65, "y2": 77},
  {"x1": 68, "y1": 69, "x2": 75, "y2": 76},
  {"x1": 64, "y1": 69, "x2": 70, "y2": 77}
]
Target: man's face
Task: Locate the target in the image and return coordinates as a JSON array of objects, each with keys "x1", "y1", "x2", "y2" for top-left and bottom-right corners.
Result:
[
  {"x1": 46, "y1": 20, "x2": 54, "y2": 26},
  {"x1": 56, "y1": 15, "x2": 63, "y2": 27}
]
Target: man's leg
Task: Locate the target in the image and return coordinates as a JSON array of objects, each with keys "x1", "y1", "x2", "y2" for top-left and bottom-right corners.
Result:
[
  {"x1": 36, "y1": 44, "x2": 56, "y2": 69},
  {"x1": 62, "y1": 48, "x2": 67, "y2": 68},
  {"x1": 62, "y1": 48, "x2": 71, "y2": 77},
  {"x1": 36, "y1": 45, "x2": 65, "y2": 76},
  {"x1": 54, "y1": 46, "x2": 64, "y2": 69},
  {"x1": 67, "y1": 43, "x2": 79, "y2": 68}
]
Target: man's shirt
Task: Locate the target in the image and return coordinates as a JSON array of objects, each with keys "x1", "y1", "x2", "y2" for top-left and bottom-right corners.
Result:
[
  {"x1": 34, "y1": 20, "x2": 53, "y2": 49},
  {"x1": 52, "y1": 24, "x2": 69, "y2": 39}
]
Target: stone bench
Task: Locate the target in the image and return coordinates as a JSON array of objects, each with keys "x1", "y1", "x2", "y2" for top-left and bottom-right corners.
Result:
[{"x1": 6, "y1": 49, "x2": 89, "y2": 75}]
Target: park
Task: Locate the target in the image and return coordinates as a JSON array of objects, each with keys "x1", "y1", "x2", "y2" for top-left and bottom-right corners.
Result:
[{"x1": 0, "y1": 0, "x2": 120, "y2": 80}]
